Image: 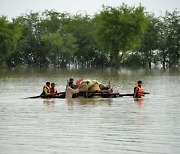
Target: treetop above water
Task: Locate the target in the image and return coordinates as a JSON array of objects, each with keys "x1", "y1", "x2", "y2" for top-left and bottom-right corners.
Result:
[{"x1": 0, "y1": 4, "x2": 179, "y2": 69}]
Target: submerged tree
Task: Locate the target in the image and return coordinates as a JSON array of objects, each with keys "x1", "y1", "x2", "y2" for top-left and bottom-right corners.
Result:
[
  {"x1": 42, "y1": 32, "x2": 77, "y2": 67},
  {"x1": 138, "y1": 15, "x2": 161, "y2": 68},
  {"x1": 159, "y1": 10, "x2": 180, "y2": 68},
  {"x1": 0, "y1": 16, "x2": 22, "y2": 67},
  {"x1": 64, "y1": 14, "x2": 97, "y2": 67},
  {"x1": 93, "y1": 4, "x2": 149, "y2": 67},
  {"x1": 0, "y1": 5, "x2": 179, "y2": 69}
]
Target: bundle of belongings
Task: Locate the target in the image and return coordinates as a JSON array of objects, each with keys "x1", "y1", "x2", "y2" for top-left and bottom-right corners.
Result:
[{"x1": 76, "y1": 79, "x2": 113, "y2": 93}]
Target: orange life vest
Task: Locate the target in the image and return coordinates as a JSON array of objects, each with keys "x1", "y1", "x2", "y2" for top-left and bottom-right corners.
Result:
[
  {"x1": 51, "y1": 87, "x2": 57, "y2": 93},
  {"x1": 134, "y1": 85, "x2": 144, "y2": 98},
  {"x1": 43, "y1": 85, "x2": 51, "y2": 93}
]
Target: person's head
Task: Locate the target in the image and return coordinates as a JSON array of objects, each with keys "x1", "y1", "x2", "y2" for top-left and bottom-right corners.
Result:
[
  {"x1": 69, "y1": 78, "x2": 74, "y2": 84},
  {"x1": 46, "y1": 82, "x2": 50, "y2": 87},
  {"x1": 51, "y1": 83, "x2": 55, "y2": 88},
  {"x1": 137, "y1": 80, "x2": 142, "y2": 87},
  {"x1": 99, "y1": 84, "x2": 105, "y2": 90}
]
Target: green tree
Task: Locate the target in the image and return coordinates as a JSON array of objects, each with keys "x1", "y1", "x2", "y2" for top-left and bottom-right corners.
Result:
[
  {"x1": 64, "y1": 14, "x2": 97, "y2": 67},
  {"x1": 159, "y1": 10, "x2": 180, "y2": 68},
  {"x1": 42, "y1": 32, "x2": 77, "y2": 67},
  {"x1": 123, "y1": 54, "x2": 142, "y2": 67},
  {"x1": 15, "y1": 11, "x2": 76, "y2": 67},
  {"x1": 0, "y1": 16, "x2": 22, "y2": 67},
  {"x1": 93, "y1": 4, "x2": 148, "y2": 67},
  {"x1": 137, "y1": 15, "x2": 161, "y2": 68},
  {"x1": 40, "y1": 10, "x2": 71, "y2": 34},
  {"x1": 15, "y1": 12, "x2": 50, "y2": 67},
  {"x1": 39, "y1": 11, "x2": 78, "y2": 67}
]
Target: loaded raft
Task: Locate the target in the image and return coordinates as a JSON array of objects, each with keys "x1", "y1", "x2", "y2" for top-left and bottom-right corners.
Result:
[
  {"x1": 28, "y1": 79, "x2": 149, "y2": 99},
  {"x1": 29, "y1": 91, "x2": 136, "y2": 99}
]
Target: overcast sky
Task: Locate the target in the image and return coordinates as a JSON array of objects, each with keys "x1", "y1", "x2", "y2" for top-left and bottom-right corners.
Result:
[{"x1": 0, "y1": 0, "x2": 179, "y2": 19}]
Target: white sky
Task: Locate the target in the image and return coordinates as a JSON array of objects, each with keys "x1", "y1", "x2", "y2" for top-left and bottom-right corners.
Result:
[{"x1": 0, "y1": 0, "x2": 179, "y2": 19}]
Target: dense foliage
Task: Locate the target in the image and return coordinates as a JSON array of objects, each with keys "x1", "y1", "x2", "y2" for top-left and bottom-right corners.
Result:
[
  {"x1": 93, "y1": 4, "x2": 148, "y2": 67},
  {"x1": 0, "y1": 4, "x2": 179, "y2": 68}
]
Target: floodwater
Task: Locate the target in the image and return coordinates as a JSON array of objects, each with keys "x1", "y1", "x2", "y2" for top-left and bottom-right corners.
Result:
[{"x1": 0, "y1": 68, "x2": 180, "y2": 154}]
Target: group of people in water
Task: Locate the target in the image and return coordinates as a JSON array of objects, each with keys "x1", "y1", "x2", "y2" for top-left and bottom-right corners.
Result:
[{"x1": 41, "y1": 78, "x2": 145, "y2": 99}]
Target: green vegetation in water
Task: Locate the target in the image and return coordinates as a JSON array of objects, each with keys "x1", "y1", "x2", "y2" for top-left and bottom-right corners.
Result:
[{"x1": 0, "y1": 4, "x2": 179, "y2": 69}]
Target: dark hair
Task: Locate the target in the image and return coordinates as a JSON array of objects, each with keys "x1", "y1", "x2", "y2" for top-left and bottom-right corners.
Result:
[
  {"x1": 46, "y1": 82, "x2": 50, "y2": 85},
  {"x1": 138, "y1": 80, "x2": 142, "y2": 84},
  {"x1": 51, "y1": 83, "x2": 55, "y2": 86},
  {"x1": 69, "y1": 78, "x2": 74, "y2": 82}
]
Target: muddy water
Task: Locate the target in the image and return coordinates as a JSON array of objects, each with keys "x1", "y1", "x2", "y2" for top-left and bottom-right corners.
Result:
[{"x1": 0, "y1": 68, "x2": 180, "y2": 154}]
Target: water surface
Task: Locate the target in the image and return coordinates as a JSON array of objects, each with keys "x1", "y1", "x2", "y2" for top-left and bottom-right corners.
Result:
[{"x1": 0, "y1": 68, "x2": 180, "y2": 154}]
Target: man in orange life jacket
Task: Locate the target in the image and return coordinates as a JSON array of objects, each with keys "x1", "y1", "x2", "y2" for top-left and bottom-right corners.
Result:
[
  {"x1": 42, "y1": 82, "x2": 51, "y2": 95},
  {"x1": 50, "y1": 83, "x2": 57, "y2": 94},
  {"x1": 134, "y1": 80, "x2": 144, "y2": 98}
]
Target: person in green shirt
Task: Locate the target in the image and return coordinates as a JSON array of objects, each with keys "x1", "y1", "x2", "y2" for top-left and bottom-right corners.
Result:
[{"x1": 42, "y1": 82, "x2": 51, "y2": 95}]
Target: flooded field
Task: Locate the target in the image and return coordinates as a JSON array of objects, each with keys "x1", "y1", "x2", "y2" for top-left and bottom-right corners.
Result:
[{"x1": 0, "y1": 68, "x2": 180, "y2": 154}]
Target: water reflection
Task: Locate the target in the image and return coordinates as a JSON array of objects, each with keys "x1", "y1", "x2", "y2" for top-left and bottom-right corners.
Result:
[
  {"x1": 66, "y1": 97, "x2": 113, "y2": 106},
  {"x1": 0, "y1": 68, "x2": 180, "y2": 154},
  {"x1": 134, "y1": 98, "x2": 144, "y2": 108},
  {"x1": 43, "y1": 99, "x2": 55, "y2": 108}
]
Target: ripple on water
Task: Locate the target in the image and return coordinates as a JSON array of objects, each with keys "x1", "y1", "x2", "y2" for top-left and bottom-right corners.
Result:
[{"x1": 0, "y1": 68, "x2": 180, "y2": 154}]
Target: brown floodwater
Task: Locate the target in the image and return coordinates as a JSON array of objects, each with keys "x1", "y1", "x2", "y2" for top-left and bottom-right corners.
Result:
[{"x1": 0, "y1": 68, "x2": 180, "y2": 154}]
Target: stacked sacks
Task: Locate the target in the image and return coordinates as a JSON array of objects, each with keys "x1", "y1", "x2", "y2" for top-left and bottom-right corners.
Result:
[
  {"x1": 88, "y1": 80, "x2": 101, "y2": 91},
  {"x1": 78, "y1": 79, "x2": 101, "y2": 92},
  {"x1": 78, "y1": 79, "x2": 92, "y2": 92}
]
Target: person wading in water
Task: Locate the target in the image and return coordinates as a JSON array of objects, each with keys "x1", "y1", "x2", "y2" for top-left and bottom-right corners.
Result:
[
  {"x1": 65, "y1": 79, "x2": 79, "y2": 99},
  {"x1": 134, "y1": 80, "x2": 144, "y2": 98}
]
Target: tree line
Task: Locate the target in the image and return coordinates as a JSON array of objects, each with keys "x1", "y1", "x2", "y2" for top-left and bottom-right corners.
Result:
[{"x1": 0, "y1": 4, "x2": 179, "y2": 69}]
